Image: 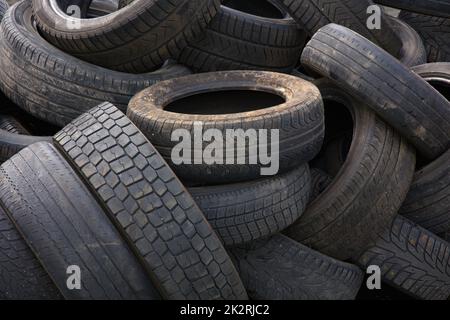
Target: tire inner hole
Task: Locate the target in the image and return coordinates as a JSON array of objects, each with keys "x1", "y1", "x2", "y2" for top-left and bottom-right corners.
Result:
[
  {"x1": 165, "y1": 90, "x2": 286, "y2": 115},
  {"x1": 222, "y1": 0, "x2": 284, "y2": 19}
]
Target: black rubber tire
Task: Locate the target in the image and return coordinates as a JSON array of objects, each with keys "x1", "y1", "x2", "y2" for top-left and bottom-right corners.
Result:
[
  {"x1": 309, "y1": 168, "x2": 333, "y2": 202},
  {"x1": 0, "y1": 205, "x2": 61, "y2": 300},
  {"x1": 386, "y1": 15, "x2": 427, "y2": 67},
  {"x1": 230, "y1": 234, "x2": 364, "y2": 300},
  {"x1": 399, "y1": 11, "x2": 450, "y2": 62},
  {"x1": 285, "y1": 80, "x2": 416, "y2": 261},
  {"x1": 271, "y1": 0, "x2": 402, "y2": 56},
  {"x1": 0, "y1": 114, "x2": 28, "y2": 135},
  {"x1": 301, "y1": 23, "x2": 450, "y2": 160},
  {"x1": 32, "y1": 0, "x2": 220, "y2": 73},
  {"x1": 0, "y1": 142, "x2": 159, "y2": 300},
  {"x1": 189, "y1": 164, "x2": 311, "y2": 247},
  {"x1": 0, "y1": 0, "x2": 8, "y2": 21},
  {"x1": 128, "y1": 71, "x2": 325, "y2": 184},
  {"x1": 0, "y1": 2, "x2": 191, "y2": 127},
  {"x1": 54, "y1": 103, "x2": 247, "y2": 300},
  {"x1": 357, "y1": 216, "x2": 450, "y2": 300},
  {"x1": 178, "y1": 0, "x2": 307, "y2": 73},
  {"x1": 375, "y1": 0, "x2": 450, "y2": 19}
]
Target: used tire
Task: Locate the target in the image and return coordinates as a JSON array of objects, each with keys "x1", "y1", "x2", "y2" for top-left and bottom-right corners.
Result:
[
  {"x1": 0, "y1": 205, "x2": 61, "y2": 300},
  {"x1": 285, "y1": 80, "x2": 416, "y2": 261},
  {"x1": 309, "y1": 168, "x2": 333, "y2": 202},
  {"x1": 0, "y1": 1, "x2": 191, "y2": 127},
  {"x1": 128, "y1": 71, "x2": 325, "y2": 184},
  {"x1": 54, "y1": 103, "x2": 247, "y2": 300},
  {"x1": 178, "y1": 0, "x2": 307, "y2": 73},
  {"x1": 0, "y1": 142, "x2": 159, "y2": 300},
  {"x1": 399, "y1": 63, "x2": 450, "y2": 242},
  {"x1": 230, "y1": 234, "x2": 364, "y2": 300},
  {"x1": 0, "y1": 0, "x2": 7, "y2": 21},
  {"x1": 358, "y1": 216, "x2": 450, "y2": 300},
  {"x1": 32, "y1": 0, "x2": 220, "y2": 72},
  {"x1": 271, "y1": 0, "x2": 402, "y2": 56},
  {"x1": 190, "y1": 164, "x2": 311, "y2": 246},
  {"x1": 386, "y1": 15, "x2": 427, "y2": 67},
  {"x1": 301, "y1": 23, "x2": 450, "y2": 160},
  {"x1": 399, "y1": 11, "x2": 450, "y2": 62},
  {"x1": 375, "y1": 0, "x2": 450, "y2": 19}
]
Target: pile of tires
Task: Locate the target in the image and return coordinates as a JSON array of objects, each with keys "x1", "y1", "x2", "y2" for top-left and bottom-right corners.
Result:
[{"x1": 0, "y1": 0, "x2": 448, "y2": 300}]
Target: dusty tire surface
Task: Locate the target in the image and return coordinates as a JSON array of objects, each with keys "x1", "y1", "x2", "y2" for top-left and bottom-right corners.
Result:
[
  {"x1": 387, "y1": 16, "x2": 427, "y2": 67},
  {"x1": 301, "y1": 23, "x2": 450, "y2": 160},
  {"x1": 179, "y1": 0, "x2": 306, "y2": 72},
  {"x1": 190, "y1": 164, "x2": 311, "y2": 246},
  {"x1": 375, "y1": 0, "x2": 450, "y2": 19},
  {"x1": 358, "y1": 216, "x2": 450, "y2": 300},
  {"x1": 0, "y1": 0, "x2": 7, "y2": 21},
  {"x1": 0, "y1": 204, "x2": 61, "y2": 300},
  {"x1": 0, "y1": 142, "x2": 159, "y2": 300},
  {"x1": 32, "y1": 0, "x2": 220, "y2": 72},
  {"x1": 128, "y1": 71, "x2": 325, "y2": 184},
  {"x1": 399, "y1": 11, "x2": 450, "y2": 62},
  {"x1": 285, "y1": 80, "x2": 416, "y2": 261},
  {"x1": 271, "y1": 0, "x2": 401, "y2": 56},
  {"x1": 54, "y1": 102, "x2": 247, "y2": 300},
  {"x1": 230, "y1": 234, "x2": 364, "y2": 300},
  {"x1": 0, "y1": 1, "x2": 191, "y2": 127}
]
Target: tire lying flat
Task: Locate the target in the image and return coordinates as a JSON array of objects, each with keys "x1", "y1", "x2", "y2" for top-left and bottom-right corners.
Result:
[
  {"x1": 190, "y1": 164, "x2": 311, "y2": 246},
  {"x1": 271, "y1": 0, "x2": 401, "y2": 56},
  {"x1": 179, "y1": 0, "x2": 307, "y2": 72},
  {"x1": 0, "y1": 142, "x2": 159, "y2": 299},
  {"x1": 54, "y1": 103, "x2": 247, "y2": 300},
  {"x1": 399, "y1": 11, "x2": 450, "y2": 62},
  {"x1": 358, "y1": 216, "x2": 450, "y2": 300},
  {"x1": 32, "y1": 0, "x2": 220, "y2": 73},
  {"x1": 0, "y1": 1, "x2": 191, "y2": 127},
  {"x1": 231, "y1": 234, "x2": 363, "y2": 300},
  {"x1": 128, "y1": 71, "x2": 325, "y2": 184},
  {"x1": 286, "y1": 80, "x2": 416, "y2": 261},
  {"x1": 301, "y1": 23, "x2": 450, "y2": 160}
]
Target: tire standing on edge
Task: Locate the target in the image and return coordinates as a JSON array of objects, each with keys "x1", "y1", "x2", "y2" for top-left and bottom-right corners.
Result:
[
  {"x1": 179, "y1": 0, "x2": 307, "y2": 72},
  {"x1": 54, "y1": 103, "x2": 248, "y2": 300},
  {"x1": 358, "y1": 216, "x2": 450, "y2": 300},
  {"x1": 31, "y1": 0, "x2": 221, "y2": 72},
  {"x1": 301, "y1": 23, "x2": 450, "y2": 160},
  {"x1": 0, "y1": 1, "x2": 191, "y2": 127},
  {"x1": 285, "y1": 80, "x2": 416, "y2": 261},
  {"x1": 231, "y1": 234, "x2": 364, "y2": 300},
  {"x1": 128, "y1": 71, "x2": 325, "y2": 184}
]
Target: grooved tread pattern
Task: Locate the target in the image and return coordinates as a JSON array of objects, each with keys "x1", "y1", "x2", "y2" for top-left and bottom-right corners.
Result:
[
  {"x1": 179, "y1": 4, "x2": 305, "y2": 72},
  {"x1": 32, "y1": 0, "x2": 220, "y2": 72},
  {"x1": 190, "y1": 164, "x2": 311, "y2": 246},
  {"x1": 231, "y1": 234, "x2": 364, "y2": 300},
  {"x1": 301, "y1": 23, "x2": 450, "y2": 159},
  {"x1": 0, "y1": 2, "x2": 191, "y2": 126},
  {"x1": 272, "y1": 0, "x2": 401, "y2": 55},
  {"x1": 54, "y1": 103, "x2": 247, "y2": 300},
  {"x1": 0, "y1": 142, "x2": 159, "y2": 300},
  {"x1": 358, "y1": 216, "x2": 450, "y2": 300},
  {"x1": 0, "y1": 0, "x2": 7, "y2": 22},
  {"x1": 375, "y1": 0, "x2": 450, "y2": 19},
  {"x1": 399, "y1": 11, "x2": 450, "y2": 63}
]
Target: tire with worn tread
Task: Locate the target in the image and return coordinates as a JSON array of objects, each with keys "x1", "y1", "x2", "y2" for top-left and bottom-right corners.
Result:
[
  {"x1": 399, "y1": 11, "x2": 450, "y2": 62},
  {"x1": 301, "y1": 23, "x2": 450, "y2": 159},
  {"x1": 128, "y1": 71, "x2": 325, "y2": 184},
  {"x1": 230, "y1": 234, "x2": 364, "y2": 300},
  {"x1": 0, "y1": 0, "x2": 7, "y2": 21},
  {"x1": 54, "y1": 102, "x2": 247, "y2": 300},
  {"x1": 190, "y1": 164, "x2": 311, "y2": 246},
  {"x1": 0, "y1": 205, "x2": 61, "y2": 300},
  {"x1": 0, "y1": 1, "x2": 191, "y2": 127},
  {"x1": 358, "y1": 216, "x2": 450, "y2": 300},
  {"x1": 375, "y1": 0, "x2": 450, "y2": 19},
  {"x1": 271, "y1": 0, "x2": 401, "y2": 56},
  {"x1": 179, "y1": 0, "x2": 307, "y2": 72},
  {"x1": 285, "y1": 80, "x2": 416, "y2": 261},
  {"x1": 32, "y1": 0, "x2": 220, "y2": 72},
  {"x1": 0, "y1": 142, "x2": 159, "y2": 300}
]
